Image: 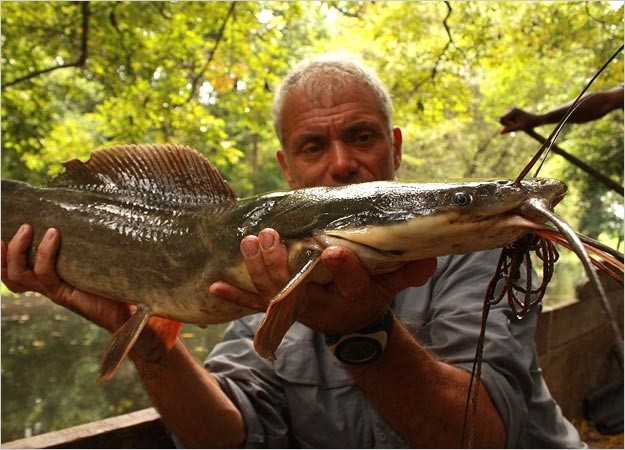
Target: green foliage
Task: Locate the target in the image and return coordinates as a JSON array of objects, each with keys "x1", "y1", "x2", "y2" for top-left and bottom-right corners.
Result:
[
  {"x1": 1, "y1": 1, "x2": 317, "y2": 194},
  {"x1": 2, "y1": 2, "x2": 622, "y2": 209},
  {"x1": 2, "y1": 0, "x2": 622, "y2": 264},
  {"x1": 2, "y1": 1, "x2": 623, "y2": 272}
]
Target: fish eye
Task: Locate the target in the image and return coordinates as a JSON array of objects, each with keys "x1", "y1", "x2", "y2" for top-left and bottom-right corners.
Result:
[{"x1": 452, "y1": 191, "x2": 472, "y2": 207}]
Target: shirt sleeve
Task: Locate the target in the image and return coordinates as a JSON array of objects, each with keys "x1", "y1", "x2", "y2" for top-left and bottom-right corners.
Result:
[
  {"x1": 397, "y1": 249, "x2": 537, "y2": 447},
  {"x1": 205, "y1": 315, "x2": 413, "y2": 448},
  {"x1": 204, "y1": 315, "x2": 292, "y2": 448}
]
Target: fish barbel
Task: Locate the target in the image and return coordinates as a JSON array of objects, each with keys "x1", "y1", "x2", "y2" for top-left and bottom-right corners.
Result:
[{"x1": 1, "y1": 144, "x2": 621, "y2": 381}]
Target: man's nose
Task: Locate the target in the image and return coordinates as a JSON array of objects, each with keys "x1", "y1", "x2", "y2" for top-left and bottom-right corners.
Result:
[{"x1": 327, "y1": 141, "x2": 358, "y2": 181}]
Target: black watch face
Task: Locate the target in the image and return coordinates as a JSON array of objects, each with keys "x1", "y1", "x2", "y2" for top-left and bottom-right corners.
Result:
[{"x1": 336, "y1": 337, "x2": 382, "y2": 364}]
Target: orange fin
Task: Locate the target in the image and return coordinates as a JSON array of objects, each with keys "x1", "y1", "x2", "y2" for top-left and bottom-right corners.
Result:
[
  {"x1": 148, "y1": 317, "x2": 182, "y2": 353},
  {"x1": 538, "y1": 229, "x2": 624, "y2": 285},
  {"x1": 98, "y1": 304, "x2": 152, "y2": 383},
  {"x1": 254, "y1": 251, "x2": 322, "y2": 360}
]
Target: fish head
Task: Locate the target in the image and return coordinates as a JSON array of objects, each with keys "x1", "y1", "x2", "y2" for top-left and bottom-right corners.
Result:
[
  {"x1": 302, "y1": 178, "x2": 567, "y2": 272},
  {"x1": 516, "y1": 177, "x2": 568, "y2": 220}
]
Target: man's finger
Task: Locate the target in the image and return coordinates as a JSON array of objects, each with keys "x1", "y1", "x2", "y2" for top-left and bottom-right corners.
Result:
[
  {"x1": 241, "y1": 229, "x2": 290, "y2": 298},
  {"x1": 384, "y1": 258, "x2": 437, "y2": 292},
  {"x1": 5, "y1": 224, "x2": 35, "y2": 285},
  {"x1": 319, "y1": 246, "x2": 369, "y2": 300},
  {"x1": 240, "y1": 235, "x2": 277, "y2": 298},
  {"x1": 209, "y1": 280, "x2": 267, "y2": 312},
  {"x1": 257, "y1": 229, "x2": 290, "y2": 281},
  {"x1": 33, "y1": 228, "x2": 62, "y2": 290},
  {"x1": 2, "y1": 239, "x2": 28, "y2": 293}
]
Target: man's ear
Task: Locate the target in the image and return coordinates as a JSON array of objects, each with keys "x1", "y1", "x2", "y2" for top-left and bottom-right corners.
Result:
[
  {"x1": 392, "y1": 127, "x2": 403, "y2": 170},
  {"x1": 277, "y1": 150, "x2": 297, "y2": 188}
]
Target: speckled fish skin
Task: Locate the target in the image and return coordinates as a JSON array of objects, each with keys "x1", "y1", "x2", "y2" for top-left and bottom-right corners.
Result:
[
  {"x1": 1, "y1": 177, "x2": 254, "y2": 324},
  {"x1": 0, "y1": 144, "x2": 568, "y2": 329}
]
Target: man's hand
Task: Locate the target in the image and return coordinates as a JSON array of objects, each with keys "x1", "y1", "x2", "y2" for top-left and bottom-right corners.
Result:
[
  {"x1": 1, "y1": 224, "x2": 176, "y2": 360},
  {"x1": 499, "y1": 107, "x2": 540, "y2": 134},
  {"x1": 209, "y1": 228, "x2": 436, "y2": 335},
  {"x1": 2, "y1": 224, "x2": 134, "y2": 332}
]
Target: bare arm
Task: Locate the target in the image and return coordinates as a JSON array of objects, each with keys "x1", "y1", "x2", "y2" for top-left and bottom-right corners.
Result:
[
  {"x1": 211, "y1": 228, "x2": 506, "y2": 448},
  {"x1": 500, "y1": 85, "x2": 624, "y2": 134},
  {"x1": 1, "y1": 225, "x2": 245, "y2": 448},
  {"x1": 347, "y1": 319, "x2": 505, "y2": 448},
  {"x1": 313, "y1": 245, "x2": 506, "y2": 447},
  {"x1": 132, "y1": 341, "x2": 245, "y2": 448}
]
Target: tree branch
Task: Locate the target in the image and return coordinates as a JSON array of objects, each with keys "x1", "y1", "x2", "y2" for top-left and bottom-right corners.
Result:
[
  {"x1": 331, "y1": 2, "x2": 366, "y2": 19},
  {"x1": 411, "y1": 1, "x2": 455, "y2": 92},
  {"x1": 429, "y1": 1, "x2": 454, "y2": 79},
  {"x1": 2, "y1": 2, "x2": 90, "y2": 89},
  {"x1": 108, "y1": 2, "x2": 134, "y2": 79},
  {"x1": 181, "y1": 2, "x2": 237, "y2": 105}
]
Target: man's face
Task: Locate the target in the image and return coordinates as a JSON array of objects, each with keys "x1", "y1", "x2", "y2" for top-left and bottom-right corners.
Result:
[{"x1": 276, "y1": 82, "x2": 402, "y2": 189}]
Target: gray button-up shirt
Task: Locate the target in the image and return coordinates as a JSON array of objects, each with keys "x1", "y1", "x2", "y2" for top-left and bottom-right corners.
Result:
[{"x1": 205, "y1": 249, "x2": 584, "y2": 448}]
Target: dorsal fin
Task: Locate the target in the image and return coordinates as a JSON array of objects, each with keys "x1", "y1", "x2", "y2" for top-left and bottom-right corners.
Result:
[{"x1": 50, "y1": 144, "x2": 238, "y2": 208}]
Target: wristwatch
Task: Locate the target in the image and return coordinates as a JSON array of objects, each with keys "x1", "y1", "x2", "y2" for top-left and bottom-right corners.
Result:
[{"x1": 325, "y1": 309, "x2": 393, "y2": 365}]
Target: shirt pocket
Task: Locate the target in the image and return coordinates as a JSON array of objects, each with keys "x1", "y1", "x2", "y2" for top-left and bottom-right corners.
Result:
[{"x1": 272, "y1": 322, "x2": 356, "y2": 389}]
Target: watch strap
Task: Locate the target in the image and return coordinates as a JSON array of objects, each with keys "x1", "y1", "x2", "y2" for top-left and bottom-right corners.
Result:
[{"x1": 325, "y1": 309, "x2": 393, "y2": 364}]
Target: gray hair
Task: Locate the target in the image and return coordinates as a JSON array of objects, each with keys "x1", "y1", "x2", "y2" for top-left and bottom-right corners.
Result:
[{"x1": 272, "y1": 53, "x2": 393, "y2": 145}]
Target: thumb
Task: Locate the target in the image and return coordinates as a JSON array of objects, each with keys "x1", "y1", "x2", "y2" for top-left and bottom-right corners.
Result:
[
  {"x1": 320, "y1": 246, "x2": 369, "y2": 300},
  {"x1": 380, "y1": 258, "x2": 437, "y2": 293}
]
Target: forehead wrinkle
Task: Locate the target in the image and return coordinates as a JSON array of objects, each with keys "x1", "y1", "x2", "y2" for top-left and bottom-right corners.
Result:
[{"x1": 293, "y1": 131, "x2": 327, "y2": 148}]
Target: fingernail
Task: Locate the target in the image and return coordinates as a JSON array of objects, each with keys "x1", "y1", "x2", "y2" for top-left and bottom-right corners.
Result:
[
  {"x1": 241, "y1": 239, "x2": 258, "y2": 257},
  {"x1": 18, "y1": 224, "x2": 29, "y2": 234},
  {"x1": 259, "y1": 231, "x2": 275, "y2": 250},
  {"x1": 45, "y1": 228, "x2": 57, "y2": 240}
]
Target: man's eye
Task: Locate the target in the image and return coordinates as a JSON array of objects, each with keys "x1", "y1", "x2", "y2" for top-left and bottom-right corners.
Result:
[
  {"x1": 353, "y1": 131, "x2": 373, "y2": 144},
  {"x1": 302, "y1": 144, "x2": 322, "y2": 155}
]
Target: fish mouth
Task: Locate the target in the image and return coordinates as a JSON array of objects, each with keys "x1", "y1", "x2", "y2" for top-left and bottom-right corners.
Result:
[
  {"x1": 323, "y1": 211, "x2": 534, "y2": 247},
  {"x1": 312, "y1": 211, "x2": 545, "y2": 273}
]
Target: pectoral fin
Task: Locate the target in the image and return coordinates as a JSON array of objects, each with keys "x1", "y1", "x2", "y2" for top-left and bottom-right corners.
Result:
[
  {"x1": 254, "y1": 250, "x2": 322, "y2": 360},
  {"x1": 98, "y1": 305, "x2": 152, "y2": 382},
  {"x1": 98, "y1": 306, "x2": 183, "y2": 382}
]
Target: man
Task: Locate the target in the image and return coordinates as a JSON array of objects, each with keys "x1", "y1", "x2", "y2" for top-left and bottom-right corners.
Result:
[
  {"x1": 499, "y1": 85, "x2": 624, "y2": 134},
  {"x1": 2, "y1": 54, "x2": 583, "y2": 448}
]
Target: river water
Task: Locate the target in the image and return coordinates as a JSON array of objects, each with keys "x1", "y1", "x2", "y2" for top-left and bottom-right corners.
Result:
[{"x1": 1, "y1": 292, "x2": 228, "y2": 443}]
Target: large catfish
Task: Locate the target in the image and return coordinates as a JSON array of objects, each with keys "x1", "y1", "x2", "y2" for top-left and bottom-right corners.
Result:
[{"x1": 2, "y1": 144, "x2": 622, "y2": 381}]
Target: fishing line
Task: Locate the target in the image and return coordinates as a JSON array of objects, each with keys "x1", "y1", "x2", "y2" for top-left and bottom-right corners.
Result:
[
  {"x1": 464, "y1": 45, "x2": 624, "y2": 448},
  {"x1": 515, "y1": 44, "x2": 623, "y2": 182},
  {"x1": 461, "y1": 235, "x2": 558, "y2": 448},
  {"x1": 531, "y1": 95, "x2": 603, "y2": 179}
]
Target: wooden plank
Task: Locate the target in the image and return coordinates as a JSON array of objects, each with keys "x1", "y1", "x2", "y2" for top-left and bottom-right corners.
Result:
[
  {"x1": 538, "y1": 276, "x2": 623, "y2": 419},
  {"x1": 538, "y1": 276, "x2": 623, "y2": 354},
  {"x1": 2, "y1": 408, "x2": 174, "y2": 449},
  {"x1": 539, "y1": 325, "x2": 620, "y2": 419}
]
